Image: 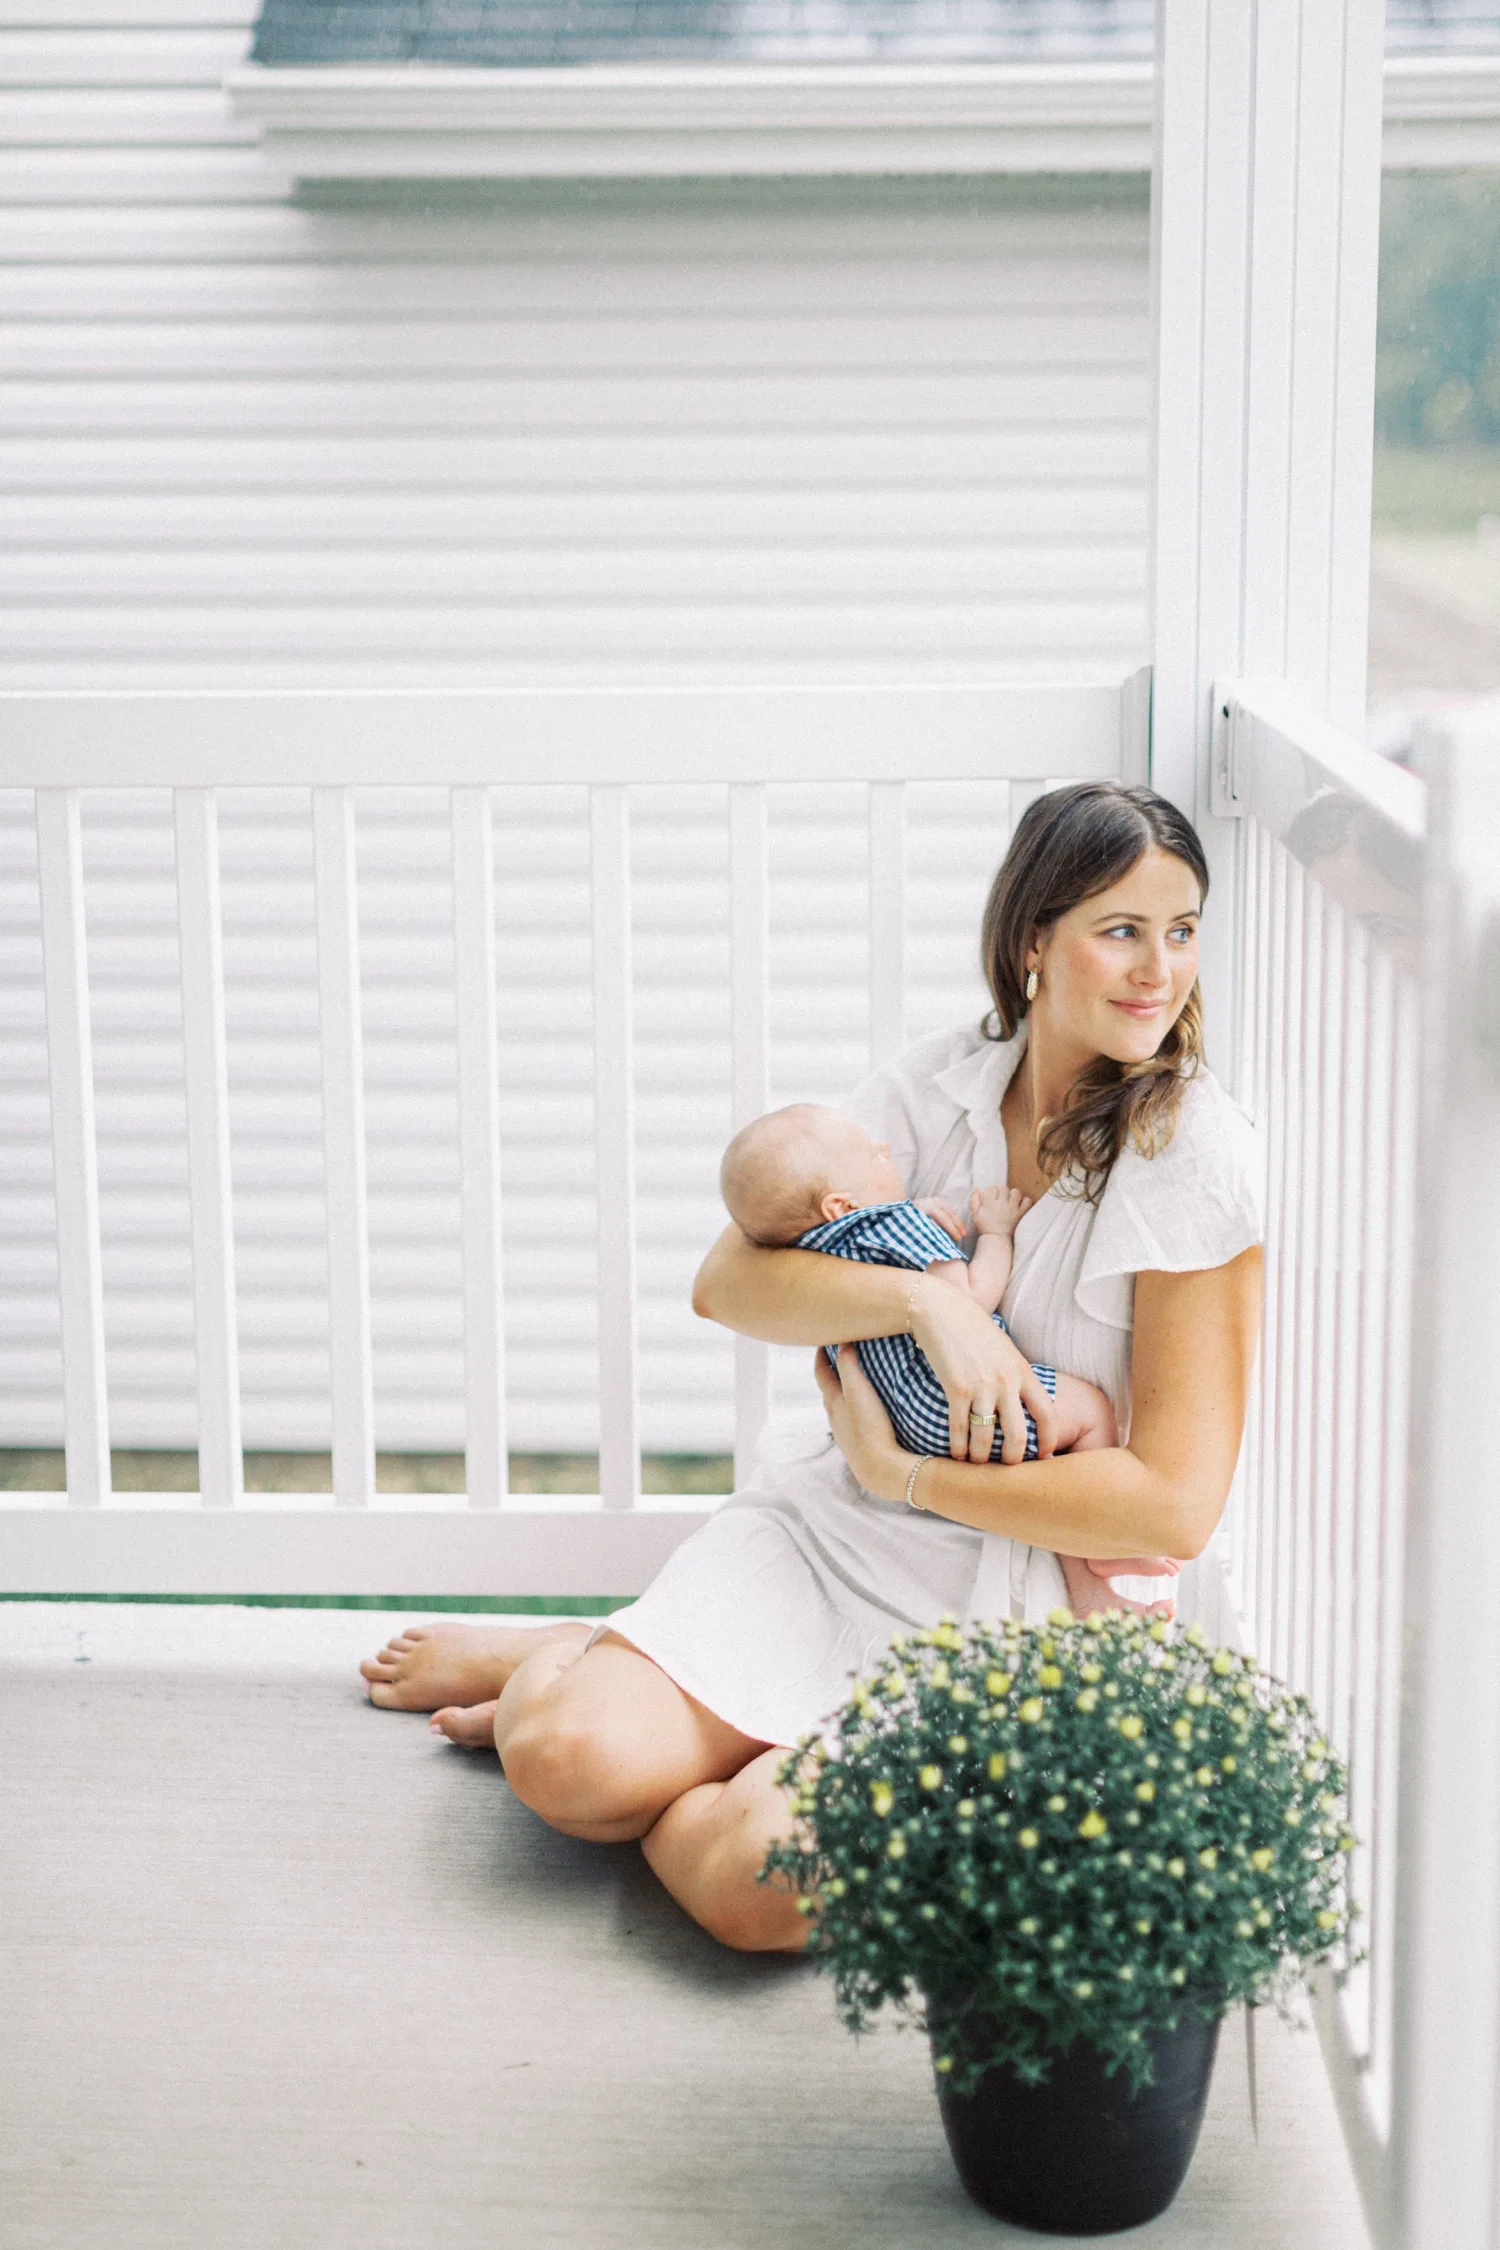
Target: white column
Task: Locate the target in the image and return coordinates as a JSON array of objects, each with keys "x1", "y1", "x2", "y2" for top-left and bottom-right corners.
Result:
[
  {"x1": 1391, "y1": 715, "x2": 1500, "y2": 2250},
  {"x1": 1150, "y1": 0, "x2": 1385, "y2": 1063}
]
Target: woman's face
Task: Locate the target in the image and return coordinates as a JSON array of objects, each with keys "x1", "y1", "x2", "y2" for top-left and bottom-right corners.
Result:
[{"x1": 1028, "y1": 846, "x2": 1202, "y2": 1067}]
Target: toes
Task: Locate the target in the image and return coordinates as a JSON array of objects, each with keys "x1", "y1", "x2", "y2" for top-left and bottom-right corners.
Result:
[
  {"x1": 368, "y1": 1682, "x2": 402, "y2": 1707},
  {"x1": 360, "y1": 1658, "x2": 398, "y2": 1681}
]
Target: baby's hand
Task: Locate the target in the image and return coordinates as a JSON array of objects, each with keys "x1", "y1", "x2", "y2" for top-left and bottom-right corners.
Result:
[
  {"x1": 970, "y1": 1184, "x2": 1031, "y2": 1238},
  {"x1": 913, "y1": 1196, "x2": 967, "y2": 1243}
]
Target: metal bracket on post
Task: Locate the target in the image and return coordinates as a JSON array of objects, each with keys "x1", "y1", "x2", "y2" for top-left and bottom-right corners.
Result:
[{"x1": 1210, "y1": 685, "x2": 1247, "y2": 819}]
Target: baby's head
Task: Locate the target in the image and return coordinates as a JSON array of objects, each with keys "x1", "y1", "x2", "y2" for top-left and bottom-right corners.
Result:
[{"x1": 720, "y1": 1103, "x2": 905, "y2": 1247}]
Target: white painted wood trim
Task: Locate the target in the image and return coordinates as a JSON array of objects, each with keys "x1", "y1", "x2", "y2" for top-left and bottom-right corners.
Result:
[
  {"x1": 0, "y1": 684, "x2": 1131, "y2": 791},
  {"x1": 34, "y1": 790, "x2": 111, "y2": 1511},
  {"x1": 173, "y1": 788, "x2": 244, "y2": 1511},
  {"x1": 867, "y1": 780, "x2": 906, "y2": 1071},
  {"x1": 590, "y1": 786, "x2": 641, "y2": 1513},
  {"x1": 0, "y1": 1500, "x2": 713, "y2": 1598},
  {"x1": 451, "y1": 786, "x2": 508, "y2": 1509},
  {"x1": 728, "y1": 783, "x2": 770, "y2": 1493},
  {"x1": 224, "y1": 56, "x2": 1500, "y2": 179},
  {"x1": 225, "y1": 59, "x2": 1158, "y2": 177},
  {"x1": 1390, "y1": 711, "x2": 1500, "y2": 2250},
  {"x1": 312, "y1": 787, "x2": 376, "y2": 1509}
]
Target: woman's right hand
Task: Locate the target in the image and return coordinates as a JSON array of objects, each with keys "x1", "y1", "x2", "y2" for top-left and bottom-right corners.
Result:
[{"x1": 908, "y1": 1274, "x2": 1059, "y2": 1464}]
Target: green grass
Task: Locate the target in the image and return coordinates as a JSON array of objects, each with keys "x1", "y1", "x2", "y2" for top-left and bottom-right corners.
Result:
[
  {"x1": 1372, "y1": 445, "x2": 1500, "y2": 534},
  {"x1": 0, "y1": 1591, "x2": 623, "y2": 1614},
  {"x1": 0, "y1": 1448, "x2": 733, "y2": 1496}
]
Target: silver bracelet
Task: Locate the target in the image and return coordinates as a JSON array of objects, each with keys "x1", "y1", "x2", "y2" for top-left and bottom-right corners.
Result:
[{"x1": 903, "y1": 1457, "x2": 928, "y2": 1511}]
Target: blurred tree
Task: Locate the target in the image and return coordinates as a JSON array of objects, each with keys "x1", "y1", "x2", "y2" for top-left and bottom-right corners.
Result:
[{"x1": 1377, "y1": 171, "x2": 1500, "y2": 445}]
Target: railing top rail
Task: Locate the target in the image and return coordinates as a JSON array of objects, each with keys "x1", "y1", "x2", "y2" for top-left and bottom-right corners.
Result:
[
  {"x1": 1217, "y1": 677, "x2": 1426, "y2": 947},
  {"x1": 0, "y1": 678, "x2": 1142, "y2": 791}
]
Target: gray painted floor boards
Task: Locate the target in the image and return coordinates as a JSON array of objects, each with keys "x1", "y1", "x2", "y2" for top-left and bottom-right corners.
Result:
[{"x1": 1, "y1": 1606, "x2": 1371, "y2": 2250}]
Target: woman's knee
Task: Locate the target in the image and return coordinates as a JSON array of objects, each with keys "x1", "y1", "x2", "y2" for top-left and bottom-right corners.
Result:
[{"x1": 499, "y1": 1708, "x2": 657, "y2": 1831}]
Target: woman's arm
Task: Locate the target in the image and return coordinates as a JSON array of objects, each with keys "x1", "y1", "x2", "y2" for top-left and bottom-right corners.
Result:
[
  {"x1": 815, "y1": 1246, "x2": 1263, "y2": 1560},
  {"x1": 693, "y1": 1224, "x2": 1060, "y2": 1461}
]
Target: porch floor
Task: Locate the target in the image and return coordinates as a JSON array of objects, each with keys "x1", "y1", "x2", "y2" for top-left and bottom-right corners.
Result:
[{"x1": 2, "y1": 1605, "x2": 1372, "y2": 2250}]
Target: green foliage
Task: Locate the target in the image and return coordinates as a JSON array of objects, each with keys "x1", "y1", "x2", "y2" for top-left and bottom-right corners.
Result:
[
  {"x1": 1378, "y1": 172, "x2": 1500, "y2": 446},
  {"x1": 764, "y1": 1610, "x2": 1356, "y2": 2092}
]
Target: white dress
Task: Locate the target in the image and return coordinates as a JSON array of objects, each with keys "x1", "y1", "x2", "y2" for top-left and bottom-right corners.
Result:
[{"x1": 602, "y1": 1023, "x2": 1264, "y2": 1750}]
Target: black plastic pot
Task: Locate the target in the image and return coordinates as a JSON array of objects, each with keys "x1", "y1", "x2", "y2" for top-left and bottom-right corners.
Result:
[{"x1": 929, "y1": 2007, "x2": 1222, "y2": 2235}]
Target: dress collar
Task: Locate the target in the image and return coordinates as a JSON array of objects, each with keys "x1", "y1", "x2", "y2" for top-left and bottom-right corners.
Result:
[{"x1": 932, "y1": 1024, "x2": 1028, "y2": 1188}]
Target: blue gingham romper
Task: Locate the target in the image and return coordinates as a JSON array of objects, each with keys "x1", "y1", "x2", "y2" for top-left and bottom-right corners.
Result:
[{"x1": 797, "y1": 1201, "x2": 1057, "y2": 1460}]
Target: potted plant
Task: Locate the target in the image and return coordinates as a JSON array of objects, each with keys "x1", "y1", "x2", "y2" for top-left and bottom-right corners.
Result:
[{"x1": 765, "y1": 1608, "x2": 1356, "y2": 2237}]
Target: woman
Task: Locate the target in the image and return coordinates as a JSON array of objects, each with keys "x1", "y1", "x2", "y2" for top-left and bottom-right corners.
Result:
[{"x1": 361, "y1": 783, "x2": 1263, "y2": 1955}]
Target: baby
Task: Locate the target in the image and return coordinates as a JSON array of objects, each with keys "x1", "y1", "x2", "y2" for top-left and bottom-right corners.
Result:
[{"x1": 719, "y1": 1102, "x2": 1178, "y2": 1622}]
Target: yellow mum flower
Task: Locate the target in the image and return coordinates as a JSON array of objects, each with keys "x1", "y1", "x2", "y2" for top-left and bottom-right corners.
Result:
[
  {"x1": 1250, "y1": 1847, "x2": 1274, "y2": 1872},
  {"x1": 1119, "y1": 1714, "x2": 1144, "y2": 1741},
  {"x1": 887, "y1": 1835, "x2": 907, "y2": 1859},
  {"x1": 1135, "y1": 1781, "x2": 1155, "y2": 1803},
  {"x1": 1078, "y1": 1811, "x2": 1108, "y2": 1840},
  {"x1": 1074, "y1": 1980, "x2": 1094, "y2": 1998},
  {"x1": 985, "y1": 1670, "x2": 1013, "y2": 1696},
  {"x1": 1038, "y1": 1664, "x2": 1063, "y2": 1690},
  {"x1": 1047, "y1": 1610, "x2": 1071, "y2": 1630},
  {"x1": 1079, "y1": 1662, "x2": 1102, "y2": 1684},
  {"x1": 1211, "y1": 1651, "x2": 1234, "y2": 1675},
  {"x1": 1198, "y1": 1847, "x2": 1218, "y2": 1869},
  {"x1": 870, "y1": 1781, "x2": 894, "y2": 1817},
  {"x1": 918, "y1": 1765, "x2": 943, "y2": 1791},
  {"x1": 1046, "y1": 1794, "x2": 1067, "y2": 1813},
  {"x1": 1019, "y1": 1698, "x2": 1045, "y2": 1724},
  {"x1": 1221, "y1": 1756, "x2": 1238, "y2": 1774},
  {"x1": 1167, "y1": 1857, "x2": 1187, "y2": 1878},
  {"x1": 1172, "y1": 1718, "x2": 1194, "y2": 1744},
  {"x1": 1316, "y1": 1910, "x2": 1339, "y2": 1931},
  {"x1": 1186, "y1": 1684, "x2": 1207, "y2": 1707},
  {"x1": 930, "y1": 1661, "x2": 951, "y2": 1688},
  {"x1": 988, "y1": 1752, "x2": 1008, "y2": 1780},
  {"x1": 1075, "y1": 1689, "x2": 1100, "y2": 1713},
  {"x1": 1195, "y1": 1766, "x2": 1215, "y2": 1787},
  {"x1": 946, "y1": 1735, "x2": 968, "y2": 1756},
  {"x1": 1019, "y1": 1828, "x2": 1040, "y2": 1850}
]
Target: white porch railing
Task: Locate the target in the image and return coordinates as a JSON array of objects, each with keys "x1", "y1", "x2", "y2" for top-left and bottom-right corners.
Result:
[
  {"x1": 1216, "y1": 680, "x2": 1500, "y2": 2250},
  {"x1": 0, "y1": 674, "x2": 1146, "y2": 1596}
]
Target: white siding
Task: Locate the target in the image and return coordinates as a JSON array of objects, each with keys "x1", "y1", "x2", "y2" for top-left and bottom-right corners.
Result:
[{"x1": 0, "y1": 6, "x2": 1151, "y2": 1455}]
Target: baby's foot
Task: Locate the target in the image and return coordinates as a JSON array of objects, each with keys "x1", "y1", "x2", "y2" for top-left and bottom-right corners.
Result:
[
  {"x1": 430, "y1": 1699, "x2": 501, "y2": 1748},
  {"x1": 1059, "y1": 1555, "x2": 1176, "y2": 1624},
  {"x1": 360, "y1": 1619, "x2": 586, "y2": 1711}
]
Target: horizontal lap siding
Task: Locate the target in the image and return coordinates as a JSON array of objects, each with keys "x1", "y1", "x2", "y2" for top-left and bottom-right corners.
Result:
[{"x1": 0, "y1": 8, "x2": 1150, "y2": 1452}]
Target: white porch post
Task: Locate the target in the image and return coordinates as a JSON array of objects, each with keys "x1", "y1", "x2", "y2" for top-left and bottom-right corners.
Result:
[{"x1": 1149, "y1": 0, "x2": 1385, "y2": 1070}]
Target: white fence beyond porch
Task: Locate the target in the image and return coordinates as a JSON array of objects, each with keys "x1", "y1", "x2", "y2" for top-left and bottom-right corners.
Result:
[{"x1": 0, "y1": 676, "x2": 1145, "y2": 1595}]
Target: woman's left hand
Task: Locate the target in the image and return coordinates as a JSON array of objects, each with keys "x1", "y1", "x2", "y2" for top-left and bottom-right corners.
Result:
[{"x1": 814, "y1": 1346, "x2": 915, "y2": 1504}]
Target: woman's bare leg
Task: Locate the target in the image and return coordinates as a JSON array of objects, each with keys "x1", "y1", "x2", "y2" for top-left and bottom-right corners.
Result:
[
  {"x1": 642, "y1": 1748, "x2": 807, "y2": 1953},
  {"x1": 361, "y1": 1617, "x2": 587, "y2": 1710}
]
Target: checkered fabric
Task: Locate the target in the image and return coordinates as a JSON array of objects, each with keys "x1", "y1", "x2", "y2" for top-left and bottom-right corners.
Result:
[{"x1": 797, "y1": 1201, "x2": 1057, "y2": 1462}]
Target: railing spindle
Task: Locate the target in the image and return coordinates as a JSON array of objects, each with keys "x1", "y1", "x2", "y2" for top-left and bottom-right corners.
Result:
[
  {"x1": 452, "y1": 786, "x2": 507, "y2": 1508},
  {"x1": 590, "y1": 785, "x2": 639, "y2": 1511},
  {"x1": 730, "y1": 783, "x2": 771, "y2": 1489},
  {"x1": 35, "y1": 787, "x2": 110, "y2": 1508},
  {"x1": 173, "y1": 787, "x2": 243, "y2": 1508},
  {"x1": 312, "y1": 786, "x2": 375, "y2": 1507},
  {"x1": 868, "y1": 780, "x2": 906, "y2": 1070}
]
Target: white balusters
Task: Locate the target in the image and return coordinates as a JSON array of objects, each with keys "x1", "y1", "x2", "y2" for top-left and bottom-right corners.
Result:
[
  {"x1": 452, "y1": 787, "x2": 507, "y2": 1508},
  {"x1": 312, "y1": 787, "x2": 375, "y2": 1507},
  {"x1": 35, "y1": 788, "x2": 110, "y2": 1508},
  {"x1": 729, "y1": 783, "x2": 771, "y2": 1490},
  {"x1": 173, "y1": 788, "x2": 243, "y2": 1508},
  {"x1": 590, "y1": 785, "x2": 639, "y2": 1511},
  {"x1": 868, "y1": 781, "x2": 906, "y2": 1070}
]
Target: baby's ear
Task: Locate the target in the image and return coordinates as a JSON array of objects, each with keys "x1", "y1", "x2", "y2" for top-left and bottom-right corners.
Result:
[{"x1": 819, "y1": 1190, "x2": 856, "y2": 1223}]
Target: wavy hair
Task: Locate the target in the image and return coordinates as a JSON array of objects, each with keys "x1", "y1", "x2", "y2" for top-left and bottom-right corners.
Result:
[{"x1": 980, "y1": 782, "x2": 1209, "y2": 1202}]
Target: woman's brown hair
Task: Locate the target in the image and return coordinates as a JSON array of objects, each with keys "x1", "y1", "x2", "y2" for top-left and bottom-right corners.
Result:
[{"x1": 980, "y1": 781, "x2": 1209, "y2": 1202}]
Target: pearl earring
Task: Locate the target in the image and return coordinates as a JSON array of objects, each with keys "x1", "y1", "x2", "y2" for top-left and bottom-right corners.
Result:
[{"x1": 1025, "y1": 969, "x2": 1039, "y2": 1002}]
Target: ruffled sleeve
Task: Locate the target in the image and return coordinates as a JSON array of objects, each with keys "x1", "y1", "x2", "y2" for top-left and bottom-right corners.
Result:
[{"x1": 1075, "y1": 1073, "x2": 1265, "y2": 1330}]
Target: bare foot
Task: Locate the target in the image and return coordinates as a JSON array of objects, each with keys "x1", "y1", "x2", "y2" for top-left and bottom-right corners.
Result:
[
  {"x1": 360, "y1": 1619, "x2": 590, "y2": 1711},
  {"x1": 1059, "y1": 1555, "x2": 1176, "y2": 1624},
  {"x1": 430, "y1": 1699, "x2": 501, "y2": 1748}
]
